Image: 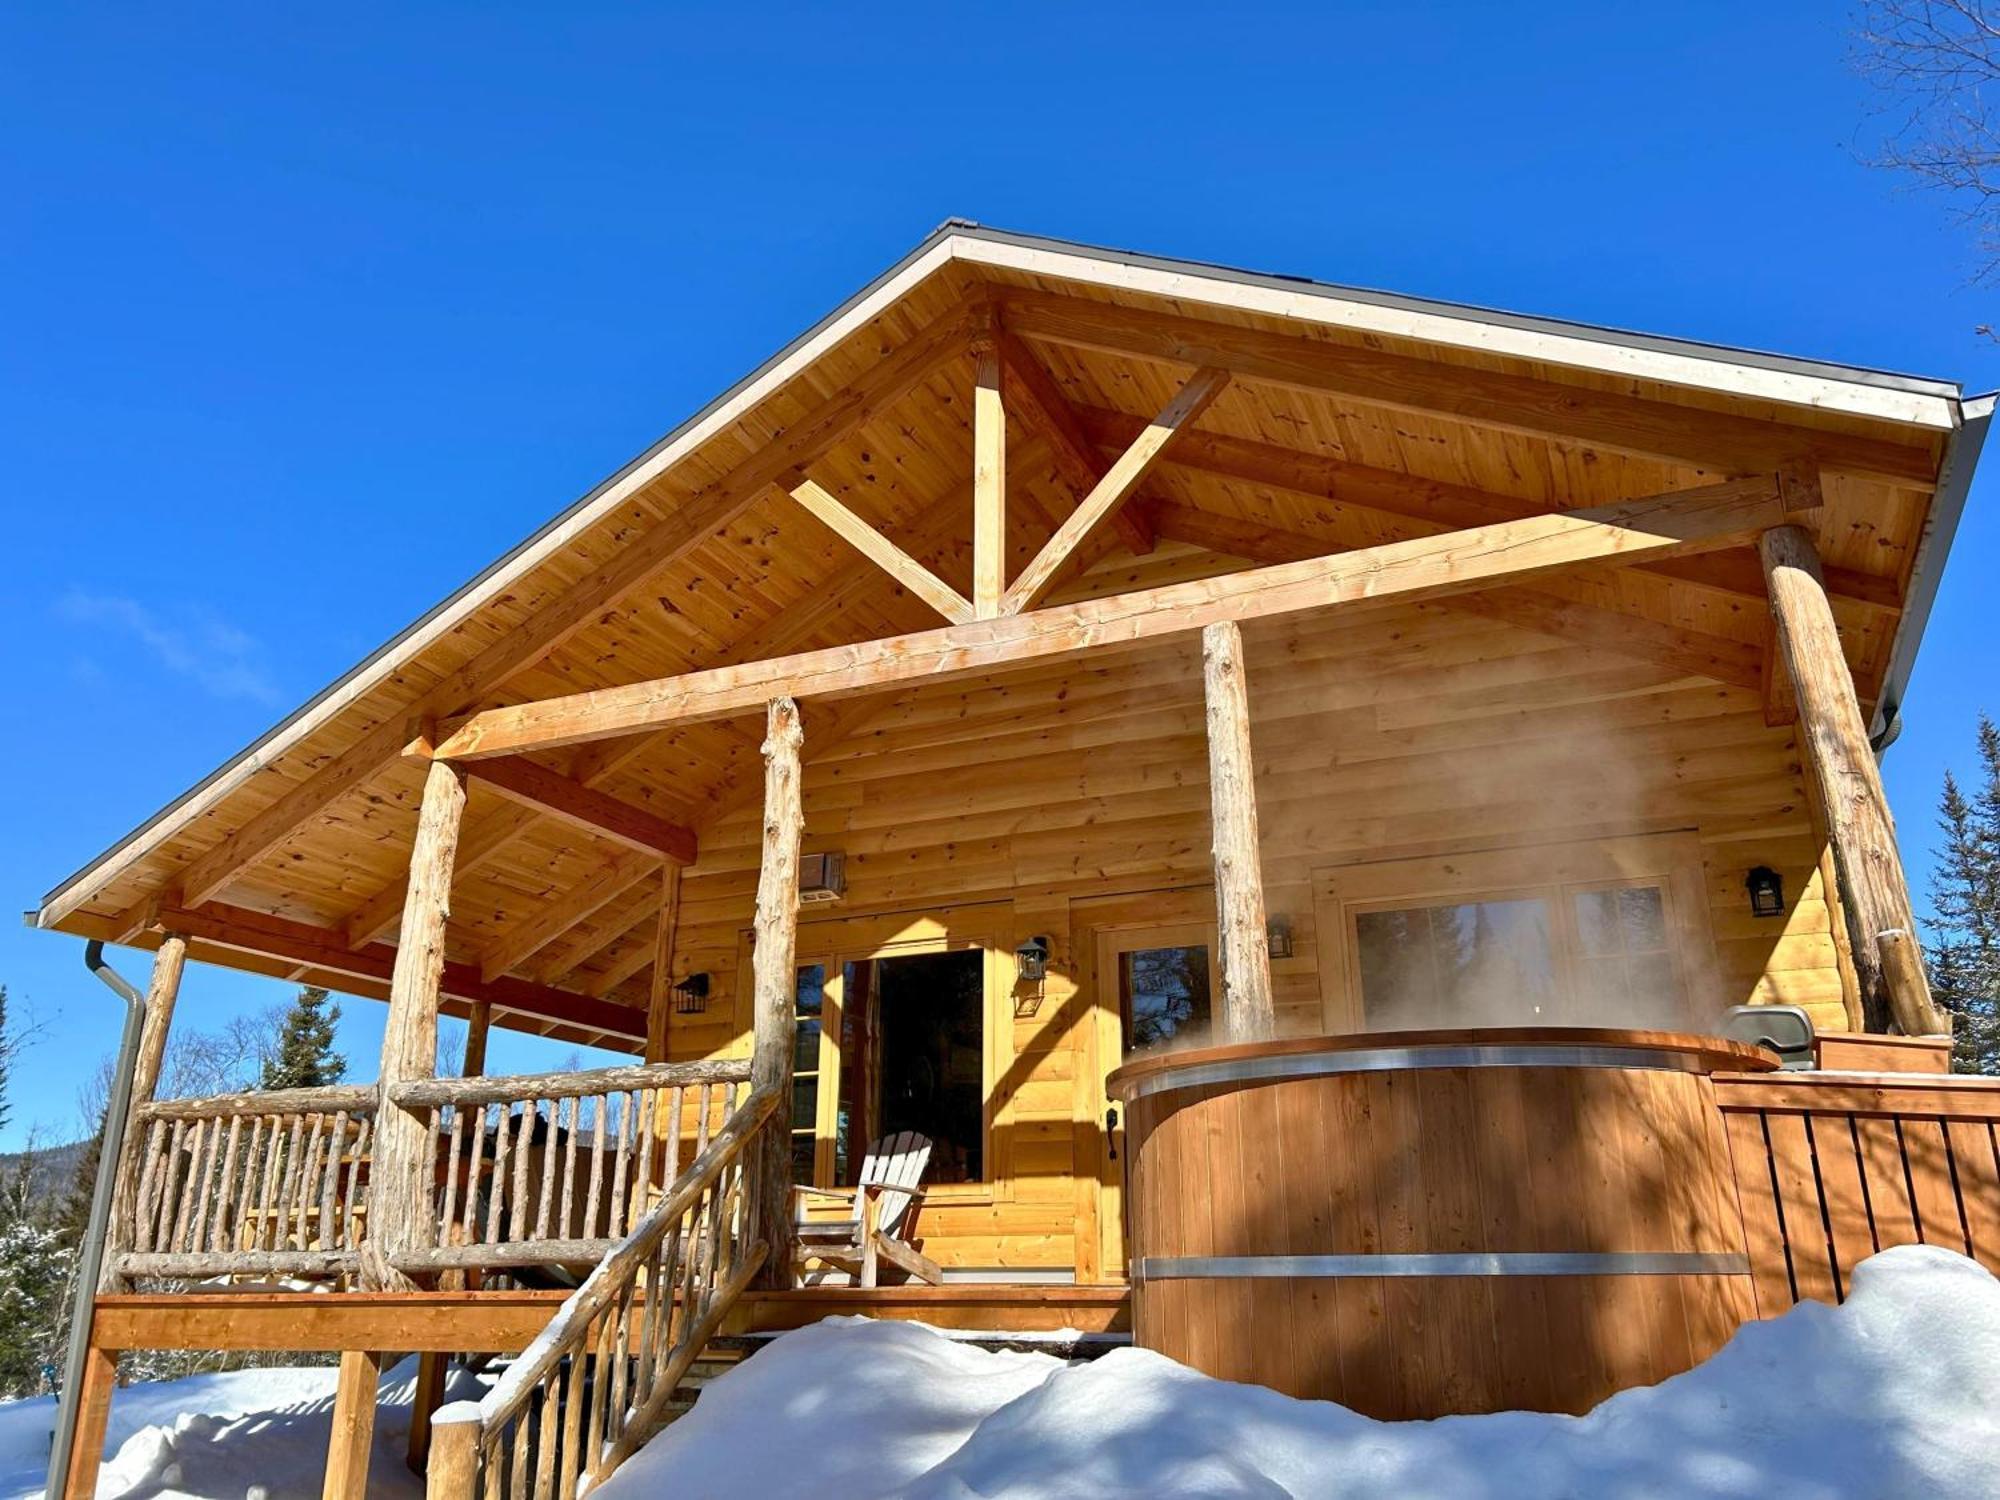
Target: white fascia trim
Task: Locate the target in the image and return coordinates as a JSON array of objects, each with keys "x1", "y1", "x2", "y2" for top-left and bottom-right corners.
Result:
[{"x1": 950, "y1": 235, "x2": 1960, "y2": 433}]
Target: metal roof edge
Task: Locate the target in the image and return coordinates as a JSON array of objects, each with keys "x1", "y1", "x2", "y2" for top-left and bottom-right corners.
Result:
[
  {"x1": 945, "y1": 223, "x2": 1965, "y2": 405},
  {"x1": 1872, "y1": 391, "x2": 1994, "y2": 751}
]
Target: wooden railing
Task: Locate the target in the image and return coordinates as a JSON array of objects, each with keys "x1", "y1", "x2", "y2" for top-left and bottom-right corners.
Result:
[
  {"x1": 1716, "y1": 1069, "x2": 2000, "y2": 1315},
  {"x1": 117, "y1": 1083, "x2": 378, "y2": 1280},
  {"x1": 426, "y1": 1086, "x2": 782, "y2": 1499},
  {"x1": 386, "y1": 1060, "x2": 752, "y2": 1276}
]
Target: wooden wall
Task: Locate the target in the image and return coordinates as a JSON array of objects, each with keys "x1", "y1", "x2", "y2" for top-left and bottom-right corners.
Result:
[{"x1": 653, "y1": 583, "x2": 1855, "y2": 1279}]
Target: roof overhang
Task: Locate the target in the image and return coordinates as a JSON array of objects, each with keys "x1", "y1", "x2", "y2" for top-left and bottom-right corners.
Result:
[{"x1": 29, "y1": 220, "x2": 1979, "y2": 933}]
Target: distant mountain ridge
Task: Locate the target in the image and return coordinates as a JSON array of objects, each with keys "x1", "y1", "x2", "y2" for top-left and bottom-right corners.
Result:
[{"x1": 0, "y1": 1138, "x2": 89, "y2": 1204}]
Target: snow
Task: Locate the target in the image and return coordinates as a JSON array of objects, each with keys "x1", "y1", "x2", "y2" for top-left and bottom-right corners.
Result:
[
  {"x1": 0, "y1": 1356, "x2": 483, "y2": 1499},
  {"x1": 2, "y1": 1246, "x2": 1994, "y2": 1497},
  {"x1": 600, "y1": 1246, "x2": 2000, "y2": 1500}
]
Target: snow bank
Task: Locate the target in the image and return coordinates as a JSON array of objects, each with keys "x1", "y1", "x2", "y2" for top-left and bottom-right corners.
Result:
[
  {"x1": 0, "y1": 1356, "x2": 481, "y2": 1500},
  {"x1": 602, "y1": 1245, "x2": 2000, "y2": 1500},
  {"x1": 2, "y1": 1247, "x2": 1991, "y2": 1497}
]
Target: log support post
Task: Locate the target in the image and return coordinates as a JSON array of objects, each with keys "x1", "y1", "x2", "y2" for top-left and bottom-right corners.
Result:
[
  {"x1": 1760, "y1": 522, "x2": 1948, "y2": 1035},
  {"x1": 425, "y1": 1411, "x2": 480, "y2": 1499},
  {"x1": 366, "y1": 752, "x2": 468, "y2": 1293},
  {"x1": 323, "y1": 1349, "x2": 384, "y2": 1500},
  {"x1": 645, "y1": 864, "x2": 683, "y2": 1065},
  {"x1": 1203, "y1": 621, "x2": 1276, "y2": 1042},
  {"x1": 749, "y1": 698, "x2": 804, "y2": 1286},
  {"x1": 99, "y1": 932, "x2": 188, "y2": 1291},
  {"x1": 57, "y1": 1343, "x2": 118, "y2": 1500}
]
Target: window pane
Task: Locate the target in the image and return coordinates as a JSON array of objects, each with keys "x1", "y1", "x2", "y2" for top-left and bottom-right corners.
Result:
[
  {"x1": 1355, "y1": 898, "x2": 1558, "y2": 1027},
  {"x1": 791, "y1": 1076, "x2": 817, "y2": 1131},
  {"x1": 794, "y1": 1017, "x2": 822, "y2": 1074},
  {"x1": 875, "y1": 949, "x2": 984, "y2": 1183},
  {"x1": 1618, "y1": 887, "x2": 1668, "y2": 951},
  {"x1": 790, "y1": 1135, "x2": 817, "y2": 1183},
  {"x1": 1122, "y1": 946, "x2": 1212, "y2": 1056},
  {"x1": 1573, "y1": 889, "x2": 1620, "y2": 956},
  {"x1": 795, "y1": 965, "x2": 826, "y2": 1016}
]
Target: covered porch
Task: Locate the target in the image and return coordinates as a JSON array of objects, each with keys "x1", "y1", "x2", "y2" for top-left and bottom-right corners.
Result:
[{"x1": 33, "y1": 227, "x2": 1999, "y2": 1496}]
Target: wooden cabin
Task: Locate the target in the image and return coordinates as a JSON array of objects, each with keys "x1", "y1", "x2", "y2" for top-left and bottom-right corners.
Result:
[{"x1": 31, "y1": 223, "x2": 2000, "y2": 1496}]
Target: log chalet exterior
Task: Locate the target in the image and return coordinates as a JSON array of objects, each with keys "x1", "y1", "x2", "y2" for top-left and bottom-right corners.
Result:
[{"x1": 29, "y1": 223, "x2": 2000, "y2": 1495}]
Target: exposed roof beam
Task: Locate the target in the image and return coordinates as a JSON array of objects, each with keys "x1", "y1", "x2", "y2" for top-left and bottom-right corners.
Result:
[
  {"x1": 1146, "y1": 500, "x2": 1765, "y2": 691},
  {"x1": 433, "y1": 473, "x2": 1797, "y2": 759},
  {"x1": 463, "y1": 755, "x2": 696, "y2": 863},
  {"x1": 994, "y1": 329, "x2": 1155, "y2": 556},
  {"x1": 146, "y1": 298, "x2": 978, "y2": 922},
  {"x1": 477, "y1": 850, "x2": 658, "y2": 983},
  {"x1": 788, "y1": 477, "x2": 974, "y2": 624},
  {"x1": 1000, "y1": 366, "x2": 1229, "y2": 614},
  {"x1": 1003, "y1": 289, "x2": 1938, "y2": 485},
  {"x1": 146, "y1": 901, "x2": 646, "y2": 1044},
  {"x1": 1076, "y1": 404, "x2": 1901, "y2": 617}
]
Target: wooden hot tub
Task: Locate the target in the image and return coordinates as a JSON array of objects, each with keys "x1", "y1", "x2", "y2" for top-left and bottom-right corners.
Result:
[{"x1": 1105, "y1": 1026, "x2": 1774, "y2": 1419}]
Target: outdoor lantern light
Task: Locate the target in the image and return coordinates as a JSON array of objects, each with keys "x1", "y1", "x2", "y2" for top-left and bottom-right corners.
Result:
[
  {"x1": 1266, "y1": 916, "x2": 1294, "y2": 961},
  {"x1": 673, "y1": 971, "x2": 711, "y2": 1015},
  {"x1": 1015, "y1": 936, "x2": 1051, "y2": 984},
  {"x1": 1746, "y1": 867, "x2": 1785, "y2": 919}
]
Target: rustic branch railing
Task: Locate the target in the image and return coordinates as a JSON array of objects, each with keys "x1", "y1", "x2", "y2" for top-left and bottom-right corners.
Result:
[
  {"x1": 427, "y1": 1085, "x2": 781, "y2": 1499},
  {"x1": 117, "y1": 1083, "x2": 378, "y2": 1280},
  {"x1": 1717, "y1": 1069, "x2": 2000, "y2": 1315},
  {"x1": 388, "y1": 1060, "x2": 752, "y2": 1275}
]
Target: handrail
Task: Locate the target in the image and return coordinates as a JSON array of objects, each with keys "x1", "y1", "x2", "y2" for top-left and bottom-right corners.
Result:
[
  {"x1": 390, "y1": 1058, "x2": 751, "y2": 1109},
  {"x1": 428, "y1": 1085, "x2": 784, "y2": 1496},
  {"x1": 136, "y1": 1082, "x2": 378, "y2": 1121},
  {"x1": 483, "y1": 1085, "x2": 778, "y2": 1432}
]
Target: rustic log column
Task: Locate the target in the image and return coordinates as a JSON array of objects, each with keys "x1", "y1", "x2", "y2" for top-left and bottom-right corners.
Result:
[
  {"x1": 645, "y1": 864, "x2": 683, "y2": 1065},
  {"x1": 748, "y1": 697, "x2": 804, "y2": 1285},
  {"x1": 971, "y1": 333, "x2": 1006, "y2": 618},
  {"x1": 460, "y1": 999, "x2": 491, "y2": 1079},
  {"x1": 99, "y1": 932, "x2": 188, "y2": 1290},
  {"x1": 365, "y1": 752, "x2": 468, "y2": 1291},
  {"x1": 1203, "y1": 620, "x2": 1276, "y2": 1041},
  {"x1": 1760, "y1": 523, "x2": 1948, "y2": 1035}
]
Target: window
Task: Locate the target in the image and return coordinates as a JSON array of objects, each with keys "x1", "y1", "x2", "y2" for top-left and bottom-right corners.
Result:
[
  {"x1": 1120, "y1": 945, "x2": 1213, "y2": 1057},
  {"x1": 1354, "y1": 899, "x2": 1557, "y2": 1028},
  {"x1": 790, "y1": 965, "x2": 827, "y2": 1183},
  {"x1": 1315, "y1": 835, "x2": 1717, "y2": 1030}
]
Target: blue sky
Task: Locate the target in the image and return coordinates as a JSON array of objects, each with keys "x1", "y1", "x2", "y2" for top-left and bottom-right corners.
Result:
[{"x1": 4, "y1": 2, "x2": 1999, "y2": 1149}]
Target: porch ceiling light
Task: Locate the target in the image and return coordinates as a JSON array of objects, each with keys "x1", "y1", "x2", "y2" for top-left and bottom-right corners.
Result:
[{"x1": 1745, "y1": 866, "x2": 1785, "y2": 919}]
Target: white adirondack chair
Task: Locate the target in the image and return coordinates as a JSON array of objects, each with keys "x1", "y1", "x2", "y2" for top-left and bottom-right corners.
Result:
[{"x1": 792, "y1": 1130, "x2": 944, "y2": 1288}]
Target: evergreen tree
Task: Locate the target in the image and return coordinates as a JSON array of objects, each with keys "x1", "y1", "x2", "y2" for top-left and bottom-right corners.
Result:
[
  {"x1": 0, "y1": 1160, "x2": 71, "y2": 1397},
  {"x1": 1926, "y1": 717, "x2": 2000, "y2": 1073},
  {"x1": 259, "y1": 987, "x2": 346, "y2": 1090}
]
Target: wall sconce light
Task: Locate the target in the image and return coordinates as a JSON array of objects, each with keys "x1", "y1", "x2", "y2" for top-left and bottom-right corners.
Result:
[
  {"x1": 1745, "y1": 867, "x2": 1785, "y2": 919},
  {"x1": 1015, "y1": 936, "x2": 1051, "y2": 985},
  {"x1": 673, "y1": 972, "x2": 711, "y2": 1015},
  {"x1": 1266, "y1": 917, "x2": 1294, "y2": 961}
]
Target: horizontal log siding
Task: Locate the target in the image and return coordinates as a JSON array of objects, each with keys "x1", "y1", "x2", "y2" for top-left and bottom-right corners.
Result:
[{"x1": 658, "y1": 599, "x2": 1849, "y2": 1278}]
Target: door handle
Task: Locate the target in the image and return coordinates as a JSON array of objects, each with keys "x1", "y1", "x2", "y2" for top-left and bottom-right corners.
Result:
[{"x1": 1105, "y1": 1105, "x2": 1120, "y2": 1160}]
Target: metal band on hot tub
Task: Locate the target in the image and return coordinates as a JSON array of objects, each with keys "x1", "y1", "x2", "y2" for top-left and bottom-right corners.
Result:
[
  {"x1": 1132, "y1": 1251, "x2": 1752, "y2": 1281},
  {"x1": 1115, "y1": 1043, "x2": 1717, "y2": 1102}
]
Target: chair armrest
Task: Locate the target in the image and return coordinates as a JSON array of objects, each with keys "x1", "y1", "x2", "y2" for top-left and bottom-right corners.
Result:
[
  {"x1": 860, "y1": 1183, "x2": 928, "y2": 1201},
  {"x1": 791, "y1": 1184, "x2": 858, "y2": 1203}
]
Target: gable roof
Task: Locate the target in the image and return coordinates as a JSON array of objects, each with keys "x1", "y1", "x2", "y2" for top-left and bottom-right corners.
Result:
[{"x1": 28, "y1": 221, "x2": 1988, "y2": 1044}]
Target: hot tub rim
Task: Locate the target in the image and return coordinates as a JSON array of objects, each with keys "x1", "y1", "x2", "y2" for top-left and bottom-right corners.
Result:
[{"x1": 1105, "y1": 1024, "x2": 1775, "y2": 1103}]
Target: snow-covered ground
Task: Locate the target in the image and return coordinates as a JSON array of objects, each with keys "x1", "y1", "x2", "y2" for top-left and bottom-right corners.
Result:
[
  {"x1": 606, "y1": 1246, "x2": 2000, "y2": 1500},
  {"x1": 4, "y1": 1245, "x2": 1996, "y2": 1497},
  {"x1": 0, "y1": 1357, "x2": 483, "y2": 1500}
]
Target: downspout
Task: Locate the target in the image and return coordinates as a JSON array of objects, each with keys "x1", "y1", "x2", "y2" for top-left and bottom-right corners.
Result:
[{"x1": 45, "y1": 941, "x2": 148, "y2": 1499}]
